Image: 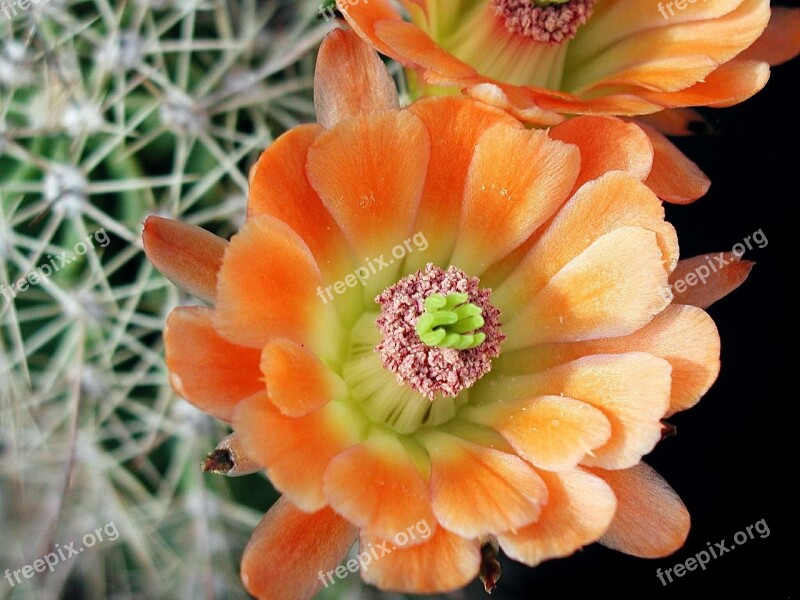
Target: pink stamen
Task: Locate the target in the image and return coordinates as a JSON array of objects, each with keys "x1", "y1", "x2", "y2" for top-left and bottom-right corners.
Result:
[
  {"x1": 491, "y1": 0, "x2": 596, "y2": 44},
  {"x1": 375, "y1": 264, "x2": 505, "y2": 400}
]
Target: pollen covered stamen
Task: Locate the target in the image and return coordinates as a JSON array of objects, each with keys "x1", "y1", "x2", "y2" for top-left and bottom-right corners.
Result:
[
  {"x1": 376, "y1": 264, "x2": 505, "y2": 400},
  {"x1": 491, "y1": 0, "x2": 596, "y2": 44}
]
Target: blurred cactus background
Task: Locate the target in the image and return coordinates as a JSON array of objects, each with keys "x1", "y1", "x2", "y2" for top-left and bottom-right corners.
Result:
[{"x1": 0, "y1": 1, "x2": 342, "y2": 598}]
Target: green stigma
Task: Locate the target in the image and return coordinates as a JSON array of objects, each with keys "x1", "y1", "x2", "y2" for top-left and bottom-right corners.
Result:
[{"x1": 415, "y1": 293, "x2": 486, "y2": 350}]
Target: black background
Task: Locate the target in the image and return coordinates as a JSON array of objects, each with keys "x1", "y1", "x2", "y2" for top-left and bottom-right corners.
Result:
[{"x1": 464, "y1": 13, "x2": 799, "y2": 600}]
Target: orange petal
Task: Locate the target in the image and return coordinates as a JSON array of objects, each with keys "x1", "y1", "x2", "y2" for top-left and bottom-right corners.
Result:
[
  {"x1": 450, "y1": 123, "x2": 580, "y2": 274},
  {"x1": 531, "y1": 88, "x2": 667, "y2": 118},
  {"x1": 576, "y1": 54, "x2": 719, "y2": 96},
  {"x1": 142, "y1": 216, "x2": 227, "y2": 304},
  {"x1": 464, "y1": 395, "x2": 612, "y2": 471},
  {"x1": 419, "y1": 432, "x2": 547, "y2": 538},
  {"x1": 260, "y1": 339, "x2": 348, "y2": 417},
  {"x1": 336, "y1": 0, "x2": 407, "y2": 58},
  {"x1": 494, "y1": 171, "x2": 677, "y2": 316},
  {"x1": 739, "y1": 6, "x2": 800, "y2": 66},
  {"x1": 306, "y1": 111, "x2": 429, "y2": 287},
  {"x1": 504, "y1": 227, "x2": 672, "y2": 350},
  {"x1": 405, "y1": 96, "x2": 522, "y2": 268},
  {"x1": 241, "y1": 497, "x2": 357, "y2": 600},
  {"x1": 568, "y1": 0, "x2": 769, "y2": 95},
  {"x1": 359, "y1": 526, "x2": 480, "y2": 594},
  {"x1": 247, "y1": 124, "x2": 353, "y2": 282},
  {"x1": 214, "y1": 215, "x2": 341, "y2": 357},
  {"x1": 574, "y1": 0, "x2": 750, "y2": 66},
  {"x1": 464, "y1": 83, "x2": 565, "y2": 127},
  {"x1": 549, "y1": 116, "x2": 654, "y2": 189},
  {"x1": 234, "y1": 393, "x2": 364, "y2": 511},
  {"x1": 559, "y1": 354, "x2": 672, "y2": 469},
  {"x1": 670, "y1": 252, "x2": 754, "y2": 308},
  {"x1": 164, "y1": 307, "x2": 263, "y2": 422},
  {"x1": 314, "y1": 29, "x2": 399, "y2": 129},
  {"x1": 474, "y1": 353, "x2": 672, "y2": 469},
  {"x1": 591, "y1": 463, "x2": 690, "y2": 558},
  {"x1": 641, "y1": 59, "x2": 770, "y2": 109},
  {"x1": 608, "y1": 305, "x2": 720, "y2": 416},
  {"x1": 642, "y1": 125, "x2": 711, "y2": 204},
  {"x1": 374, "y1": 17, "x2": 480, "y2": 83},
  {"x1": 323, "y1": 431, "x2": 437, "y2": 544},
  {"x1": 498, "y1": 469, "x2": 616, "y2": 567},
  {"x1": 498, "y1": 304, "x2": 720, "y2": 417}
]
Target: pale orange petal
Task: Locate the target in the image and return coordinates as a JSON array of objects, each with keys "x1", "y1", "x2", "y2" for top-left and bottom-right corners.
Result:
[
  {"x1": 241, "y1": 497, "x2": 357, "y2": 600},
  {"x1": 504, "y1": 227, "x2": 673, "y2": 350},
  {"x1": 450, "y1": 123, "x2": 580, "y2": 274},
  {"x1": 498, "y1": 469, "x2": 616, "y2": 567},
  {"x1": 607, "y1": 306, "x2": 720, "y2": 416},
  {"x1": 592, "y1": 463, "x2": 690, "y2": 558},
  {"x1": 576, "y1": 54, "x2": 718, "y2": 95},
  {"x1": 474, "y1": 353, "x2": 672, "y2": 469},
  {"x1": 234, "y1": 393, "x2": 364, "y2": 511},
  {"x1": 670, "y1": 252, "x2": 754, "y2": 308},
  {"x1": 494, "y1": 171, "x2": 677, "y2": 316},
  {"x1": 464, "y1": 395, "x2": 612, "y2": 471},
  {"x1": 374, "y1": 17, "x2": 480, "y2": 82},
  {"x1": 568, "y1": 0, "x2": 769, "y2": 95},
  {"x1": 164, "y1": 307, "x2": 263, "y2": 422},
  {"x1": 574, "y1": 0, "x2": 750, "y2": 67},
  {"x1": 642, "y1": 125, "x2": 711, "y2": 204},
  {"x1": 336, "y1": 0, "x2": 407, "y2": 58},
  {"x1": 359, "y1": 526, "x2": 480, "y2": 594},
  {"x1": 214, "y1": 215, "x2": 341, "y2": 357},
  {"x1": 142, "y1": 216, "x2": 227, "y2": 304},
  {"x1": 323, "y1": 431, "x2": 437, "y2": 545},
  {"x1": 641, "y1": 59, "x2": 770, "y2": 109},
  {"x1": 247, "y1": 124, "x2": 353, "y2": 281},
  {"x1": 739, "y1": 6, "x2": 800, "y2": 66},
  {"x1": 405, "y1": 96, "x2": 522, "y2": 269},
  {"x1": 260, "y1": 339, "x2": 347, "y2": 417},
  {"x1": 561, "y1": 354, "x2": 672, "y2": 468},
  {"x1": 306, "y1": 111, "x2": 429, "y2": 283},
  {"x1": 464, "y1": 83, "x2": 565, "y2": 127},
  {"x1": 549, "y1": 116, "x2": 654, "y2": 189},
  {"x1": 420, "y1": 432, "x2": 547, "y2": 538},
  {"x1": 315, "y1": 29, "x2": 399, "y2": 129},
  {"x1": 497, "y1": 304, "x2": 720, "y2": 417},
  {"x1": 531, "y1": 88, "x2": 667, "y2": 118}
]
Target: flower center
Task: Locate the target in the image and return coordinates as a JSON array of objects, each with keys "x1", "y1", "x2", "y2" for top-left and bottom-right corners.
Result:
[
  {"x1": 416, "y1": 293, "x2": 487, "y2": 350},
  {"x1": 375, "y1": 264, "x2": 505, "y2": 400},
  {"x1": 490, "y1": 0, "x2": 596, "y2": 44}
]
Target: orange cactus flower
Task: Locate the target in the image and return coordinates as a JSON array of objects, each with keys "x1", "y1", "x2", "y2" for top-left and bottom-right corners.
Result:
[
  {"x1": 336, "y1": 0, "x2": 800, "y2": 203},
  {"x1": 337, "y1": 0, "x2": 799, "y2": 123},
  {"x1": 144, "y1": 30, "x2": 746, "y2": 599}
]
